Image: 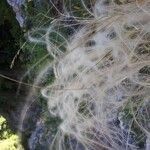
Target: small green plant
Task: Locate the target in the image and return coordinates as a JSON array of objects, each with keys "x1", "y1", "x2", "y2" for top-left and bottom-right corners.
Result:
[{"x1": 0, "y1": 116, "x2": 23, "y2": 150}]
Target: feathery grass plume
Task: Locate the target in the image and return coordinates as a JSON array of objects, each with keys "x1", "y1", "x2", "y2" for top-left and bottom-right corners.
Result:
[{"x1": 22, "y1": 0, "x2": 150, "y2": 149}]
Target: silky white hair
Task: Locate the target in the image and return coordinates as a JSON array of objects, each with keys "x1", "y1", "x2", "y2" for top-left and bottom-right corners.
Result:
[{"x1": 24, "y1": 0, "x2": 150, "y2": 149}]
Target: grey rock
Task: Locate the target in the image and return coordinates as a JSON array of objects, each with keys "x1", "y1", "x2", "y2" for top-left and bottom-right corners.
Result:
[
  {"x1": 7, "y1": 0, "x2": 25, "y2": 27},
  {"x1": 28, "y1": 120, "x2": 53, "y2": 150}
]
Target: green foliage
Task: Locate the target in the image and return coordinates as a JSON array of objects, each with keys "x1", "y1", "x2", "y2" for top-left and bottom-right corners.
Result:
[
  {"x1": 121, "y1": 99, "x2": 147, "y2": 148},
  {"x1": 0, "y1": 116, "x2": 23, "y2": 150},
  {"x1": 0, "y1": 0, "x2": 21, "y2": 39},
  {"x1": 0, "y1": 135, "x2": 23, "y2": 150},
  {"x1": 0, "y1": 116, "x2": 12, "y2": 140},
  {"x1": 20, "y1": 41, "x2": 54, "y2": 85},
  {"x1": 0, "y1": 0, "x2": 23, "y2": 67},
  {"x1": 63, "y1": 0, "x2": 91, "y2": 18},
  {"x1": 22, "y1": 42, "x2": 51, "y2": 66},
  {"x1": 78, "y1": 101, "x2": 92, "y2": 118},
  {"x1": 38, "y1": 97, "x2": 61, "y2": 134},
  {"x1": 25, "y1": 0, "x2": 52, "y2": 30}
]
